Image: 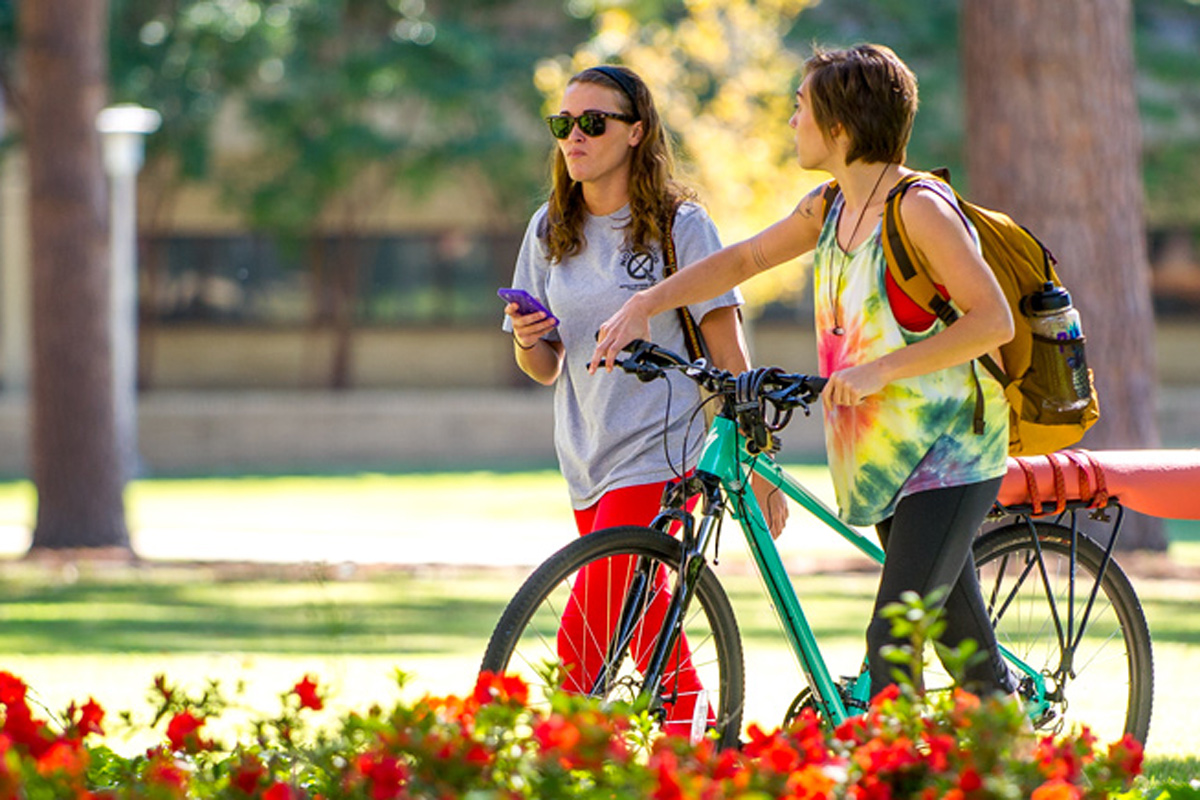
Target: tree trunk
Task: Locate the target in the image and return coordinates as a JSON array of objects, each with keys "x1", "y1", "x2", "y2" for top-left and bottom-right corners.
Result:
[
  {"x1": 22, "y1": 0, "x2": 131, "y2": 552},
  {"x1": 328, "y1": 237, "x2": 361, "y2": 391},
  {"x1": 962, "y1": 0, "x2": 1165, "y2": 550}
]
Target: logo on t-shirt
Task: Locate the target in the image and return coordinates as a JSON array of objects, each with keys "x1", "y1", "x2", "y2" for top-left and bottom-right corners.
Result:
[{"x1": 620, "y1": 249, "x2": 658, "y2": 291}]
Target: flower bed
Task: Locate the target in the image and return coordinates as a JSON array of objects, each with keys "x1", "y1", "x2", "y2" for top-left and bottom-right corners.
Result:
[{"x1": 0, "y1": 666, "x2": 1148, "y2": 799}]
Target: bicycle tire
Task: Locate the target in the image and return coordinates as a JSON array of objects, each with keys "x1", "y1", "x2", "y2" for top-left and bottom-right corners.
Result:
[
  {"x1": 973, "y1": 522, "x2": 1153, "y2": 744},
  {"x1": 481, "y1": 525, "x2": 745, "y2": 749}
]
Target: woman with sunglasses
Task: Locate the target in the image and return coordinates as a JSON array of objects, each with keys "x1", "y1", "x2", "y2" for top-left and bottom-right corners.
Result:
[
  {"x1": 591, "y1": 45, "x2": 1020, "y2": 700},
  {"x1": 502, "y1": 64, "x2": 787, "y2": 736}
]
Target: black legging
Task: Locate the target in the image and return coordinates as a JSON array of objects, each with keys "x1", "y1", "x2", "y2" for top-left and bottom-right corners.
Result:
[{"x1": 867, "y1": 477, "x2": 1016, "y2": 697}]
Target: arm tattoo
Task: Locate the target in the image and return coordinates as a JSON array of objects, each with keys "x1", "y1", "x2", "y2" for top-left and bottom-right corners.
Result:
[{"x1": 751, "y1": 237, "x2": 771, "y2": 271}]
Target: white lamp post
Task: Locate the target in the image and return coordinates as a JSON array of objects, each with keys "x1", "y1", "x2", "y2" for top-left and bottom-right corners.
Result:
[{"x1": 96, "y1": 104, "x2": 160, "y2": 478}]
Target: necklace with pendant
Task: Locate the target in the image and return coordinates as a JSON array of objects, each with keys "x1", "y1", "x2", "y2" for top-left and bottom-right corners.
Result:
[{"x1": 830, "y1": 163, "x2": 890, "y2": 336}]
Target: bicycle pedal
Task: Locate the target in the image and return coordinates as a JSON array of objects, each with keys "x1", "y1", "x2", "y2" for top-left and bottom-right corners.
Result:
[
  {"x1": 844, "y1": 697, "x2": 870, "y2": 712},
  {"x1": 1029, "y1": 707, "x2": 1059, "y2": 731}
]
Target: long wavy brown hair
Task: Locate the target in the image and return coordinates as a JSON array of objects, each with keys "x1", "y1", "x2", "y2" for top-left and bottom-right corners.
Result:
[{"x1": 542, "y1": 65, "x2": 694, "y2": 264}]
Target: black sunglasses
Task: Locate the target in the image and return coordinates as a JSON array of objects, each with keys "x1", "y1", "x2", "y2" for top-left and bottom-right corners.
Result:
[{"x1": 546, "y1": 110, "x2": 638, "y2": 140}]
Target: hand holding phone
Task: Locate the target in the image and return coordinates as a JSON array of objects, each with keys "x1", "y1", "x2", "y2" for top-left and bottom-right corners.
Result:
[{"x1": 498, "y1": 288, "x2": 559, "y2": 325}]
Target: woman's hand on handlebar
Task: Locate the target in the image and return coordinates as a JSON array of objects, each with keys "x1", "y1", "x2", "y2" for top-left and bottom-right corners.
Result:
[
  {"x1": 590, "y1": 293, "x2": 652, "y2": 374},
  {"x1": 823, "y1": 361, "x2": 888, "y2": 407},
  {"x1": 753, "y1": 473, "x2": 788, "y2": 539}
]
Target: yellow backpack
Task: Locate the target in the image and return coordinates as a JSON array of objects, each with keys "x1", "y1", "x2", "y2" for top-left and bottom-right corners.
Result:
[{"x1": 821, "y1": 169, "x2": 1100, "y2": 456}]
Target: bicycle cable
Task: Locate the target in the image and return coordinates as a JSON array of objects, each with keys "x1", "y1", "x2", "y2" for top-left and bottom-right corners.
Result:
[{"x1": 655, "y1": 357, "x2": 724, "y2": 486}]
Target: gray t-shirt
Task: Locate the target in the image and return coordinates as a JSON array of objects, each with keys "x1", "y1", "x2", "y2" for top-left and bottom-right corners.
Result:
[{"x1": 503, "y1": 202, "x2": 742, "y2": 509}]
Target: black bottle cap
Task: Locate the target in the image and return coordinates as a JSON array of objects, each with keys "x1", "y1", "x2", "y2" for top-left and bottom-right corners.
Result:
[{"x1": 1022, "y1": 282, "x2": 1072, "y2": 314}]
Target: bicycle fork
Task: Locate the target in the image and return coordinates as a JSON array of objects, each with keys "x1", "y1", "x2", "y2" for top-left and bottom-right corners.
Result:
[{"x1": 586, "y1": 478, "x2": 714, "y2": 725}]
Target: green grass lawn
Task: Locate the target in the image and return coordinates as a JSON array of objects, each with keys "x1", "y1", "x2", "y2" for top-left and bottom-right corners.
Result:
[{"x1": 1, "y1": 468, "x2": 1199, "y2": 781}]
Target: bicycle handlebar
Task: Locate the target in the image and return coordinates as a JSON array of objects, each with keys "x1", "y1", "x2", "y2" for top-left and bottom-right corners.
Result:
[{"x1": 615, "y1": 339, "x2": 826, "y2": 451}]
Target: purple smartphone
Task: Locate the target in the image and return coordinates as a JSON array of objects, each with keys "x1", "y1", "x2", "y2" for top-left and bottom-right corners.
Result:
[{"x1": 498, "y1": 288, "x2": 559, "y2": 325}]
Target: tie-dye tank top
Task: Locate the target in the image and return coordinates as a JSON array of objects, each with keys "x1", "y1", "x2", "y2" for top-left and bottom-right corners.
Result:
[{"x1": 814, "y1": 179, "x2": 1009, "y2": 526}]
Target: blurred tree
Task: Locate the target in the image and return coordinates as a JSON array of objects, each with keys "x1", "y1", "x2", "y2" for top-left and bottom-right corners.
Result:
[
  {"x1": 1136, "y1": 1, "x2": 1200, "y2": 229},
  {"x1": 106, "y1": 0, "x2": 588, "y2": 388},
  {"x1": 0, "y1": 1, "x2": 12, "y2": 143},
  {"x1": 786, "y1": 0, "x2": 1200, "y2": 232},
  {"x1": 963, "y1": 0, "x2": 1165, "y2": 550},
  {"x1": 21, "y1": 0, "x2": 132, "y2": 552}
]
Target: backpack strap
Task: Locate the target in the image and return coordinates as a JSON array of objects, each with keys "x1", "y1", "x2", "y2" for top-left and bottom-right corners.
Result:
[
  {"x1": 882, "y1": 172, "x2": 956, "y2": 323},
  {"x1": 820, "y1": 172, "x2": 999, "y2": 433},
  {"x1": 819, "y1": 180, "x2": 841, "y2": 223},
  {"x1": 882, "y1": 171, "x2": 1011, "y2": 437},
  {"x1": 662, "y1": 201, "x2": 708, "y2": 363},
  {"x1": 882, "y1": 172, "x2": 1009, "y2": 387}
]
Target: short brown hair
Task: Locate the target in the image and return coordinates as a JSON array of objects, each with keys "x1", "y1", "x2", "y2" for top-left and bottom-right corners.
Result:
[{"x1": 803, "y1": 43, "x2": 918, "y2": 165}]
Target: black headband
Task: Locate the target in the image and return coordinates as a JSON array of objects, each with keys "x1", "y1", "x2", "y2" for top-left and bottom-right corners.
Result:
[{"x1": 587, "y1": 66, "x2": 641, "y2": 119}]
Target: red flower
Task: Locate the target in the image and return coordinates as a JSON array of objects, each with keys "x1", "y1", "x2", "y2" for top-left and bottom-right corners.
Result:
[
  {"x1": 35, "y1": 738, "x2": 89, "y2": 778},
  {"x1": 145, "y1": 747, "x2": 190, "y2": 796},
  {"x1": 958, "y1": 767, "x2": 983, "y2": 792},
  {"x1": 230, "y1": 753, "x2": 267, "y2": 794},
  {"x1": 1108, "y1": 734, "x2": 1144, "y2": 777},
  {"x1": 263, "y1": 783, "x2": 300, "y2": 800},
  {"x1": 869, "y1": 684, "x2": 901, "y2": 708},
  {"x1": 834, "y1": 715, "x2": 868, "y2": 744},
  {"x1": 0, "y1": 672, "x2": 27, "y2": 705},
  {"x1": 850, "y1": 773, "x2": 895, "y2": 800},
  {"x1": 742, "y1": 725, "x2": 804, "y2": 774},
  {"x1": 920, "y1": 731, "x2": 955, "y2": 772},
  {"x1": 356, "y1": 751, "x2": 408, "y2": 800},
  {"x1": 1, "y1": 701, "x2": 53, "y2": 758},
  {"x1": 165, "y1": 711, "x2": 208, "y2": 752},
  {"x1": 473, "y1": 671, "x2": 529, "y2": 707},
  {"x1": 293, "y1": 675, "x2": 324, "y2": 711},
  {"x1": 533, "y1": 713, "x2": 581, "y2": 753},
  {"x1": 651, "y1": 749, "x2": 682, "y2": 800},
  {"x1": 65, "y1": 698, "x2": 105, "y2": 739},
  {"x1": 951, "y1": 687, "x2": 980, "y2": 711},
  {"x1": 1035, "y1": 736, "x2": 1084, "y2": 782},
  {"x1": 785, "y1": 763, "x2": 836, "y2": 798},
  {"x1": 712, "y1": 748, "x2": 744, "y2": 780},
  {"x1": 464, "y1": 742, "x2": 492, "y2": 767},
  {"x1": 853, "y1": 736, "x2": 920, "y2": 776},
  {"x1": 1031, "y1": 778, "x2": 1083, "y2": 800}
]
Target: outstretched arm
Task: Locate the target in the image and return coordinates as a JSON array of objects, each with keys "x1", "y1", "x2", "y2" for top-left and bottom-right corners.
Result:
[{"x1": 589, "y1": 186, "x2": 827, "y2": 372}]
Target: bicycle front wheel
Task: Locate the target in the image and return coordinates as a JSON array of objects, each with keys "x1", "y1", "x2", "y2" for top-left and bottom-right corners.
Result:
[
  {"x1": 974, "y1": 521, "x2": 1153, "y2": 744},
  {"x1": 481, "y1": 525, "x2": 745, "y2": 749}
]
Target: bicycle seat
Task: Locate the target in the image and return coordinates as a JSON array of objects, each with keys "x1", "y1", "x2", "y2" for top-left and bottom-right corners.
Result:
[{"x1": 996, "y1": 449, "x2": 1200, "y2": 520}]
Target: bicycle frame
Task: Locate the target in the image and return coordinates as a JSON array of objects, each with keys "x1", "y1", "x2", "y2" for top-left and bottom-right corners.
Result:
[{"x1": 638, "y1": 412, "x2": 1049, "y2": 727}]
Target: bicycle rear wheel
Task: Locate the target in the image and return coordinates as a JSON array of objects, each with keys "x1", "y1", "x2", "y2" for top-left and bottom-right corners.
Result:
[
  {"x1": 481, "y1": 525, "x2": 745, "y2": 749},
  {"x1": 973, "y1": 521, "x2": 1153, "y2": 744}
]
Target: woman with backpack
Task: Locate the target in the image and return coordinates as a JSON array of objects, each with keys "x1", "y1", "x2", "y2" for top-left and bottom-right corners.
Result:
[
  {"x1": 591, "y1": 44, "x2": 1019, "y2": 698},
  {"x1": 502, "y1": 64, "x2": 788, "y2": 734}
]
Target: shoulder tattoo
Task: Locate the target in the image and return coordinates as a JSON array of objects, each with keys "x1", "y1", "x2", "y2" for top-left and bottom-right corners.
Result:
[{"x1": 793, "y1": 185, "x2": 825, "y2": 219}]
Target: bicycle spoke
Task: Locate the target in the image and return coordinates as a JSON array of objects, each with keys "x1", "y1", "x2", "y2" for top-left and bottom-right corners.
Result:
[
  {"x1": 975, "y1": 522, "x2": 1152, "y2": 744},
  {"x1": 481, "y1": 526, "x2": 744, "y2": 749}
]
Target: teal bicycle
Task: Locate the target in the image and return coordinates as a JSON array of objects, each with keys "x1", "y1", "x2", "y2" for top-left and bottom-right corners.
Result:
[{"x1": 481, "y1": 340, "x2": 1152, "y2": 748}]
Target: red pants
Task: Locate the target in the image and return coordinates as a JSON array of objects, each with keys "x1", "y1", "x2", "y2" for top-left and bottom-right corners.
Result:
[{"x1": 561, "y1": 479, "x2": 713, "y2": 737}]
